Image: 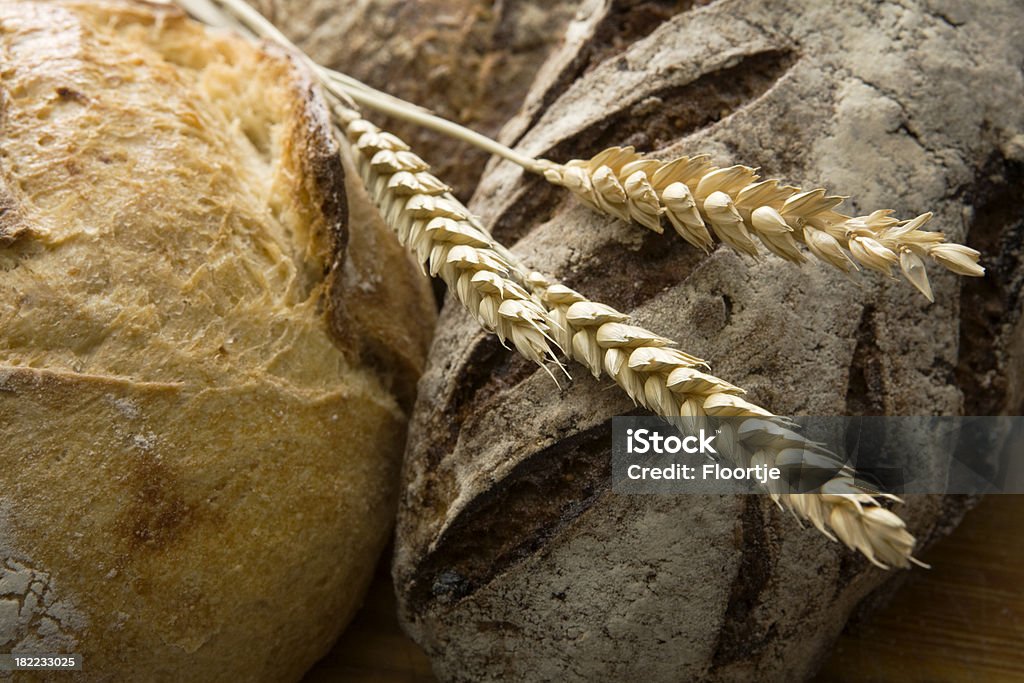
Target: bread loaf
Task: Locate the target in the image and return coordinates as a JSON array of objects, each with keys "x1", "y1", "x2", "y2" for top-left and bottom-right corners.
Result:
[
  {"x1": 0, "y1": 1, "x2": 434, "y2": 680},
  {"x1": 390, "y1": 0, "x2": 1024, "y2": 680}
]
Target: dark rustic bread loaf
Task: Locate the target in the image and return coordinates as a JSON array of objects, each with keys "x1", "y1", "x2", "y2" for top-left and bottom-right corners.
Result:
[{"x1": 379, "y1": 0, "x2": 1024, "y2": 680}]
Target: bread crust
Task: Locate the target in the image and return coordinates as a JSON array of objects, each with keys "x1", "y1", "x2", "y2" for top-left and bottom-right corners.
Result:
[{"x1": 0, "y1": 2, "x2": 434, "y2": 680}]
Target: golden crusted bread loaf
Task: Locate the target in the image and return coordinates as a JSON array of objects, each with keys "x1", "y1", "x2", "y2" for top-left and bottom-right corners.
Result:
[{"x1": 0, "y1": 1, "x2": 434, "y2": 679}]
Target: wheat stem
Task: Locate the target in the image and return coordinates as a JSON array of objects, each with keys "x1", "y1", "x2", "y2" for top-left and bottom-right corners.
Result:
[{"x1": 317, "y1": 70, "x2": 555, "y2": 175}]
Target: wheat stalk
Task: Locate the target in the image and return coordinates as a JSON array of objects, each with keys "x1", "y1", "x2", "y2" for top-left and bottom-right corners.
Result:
[
  {"x1": 328, "y1": 79, "x2": 984, "y2": 301},
  {"x1": 335, "y1": 103, "x2": 919, "y2": 567},
  {"x1": 314, "y1": 66, "x2": 984, "y2": 302},
  {"x1": 184, "y1": 0, "x2": 982, "y2": 302},
  {"x1": 330, "y1": 107, "x2": 922, "y2": 568},
  {"x1": 543, "y1": 147, "x2": 984, "y2": 301},
  {"x1": 179, "y1": 0, "x2": 923, "y2": 568}
]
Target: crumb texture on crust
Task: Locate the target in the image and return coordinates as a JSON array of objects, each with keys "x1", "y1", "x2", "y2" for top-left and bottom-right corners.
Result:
[{"x1": 0, "y1": 2, "x2": 434, "y2": 681}]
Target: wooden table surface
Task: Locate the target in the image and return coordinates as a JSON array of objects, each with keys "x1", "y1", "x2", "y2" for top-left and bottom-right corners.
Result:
[{"x1": 305, "y1": 495, "x2": 1024, "y2": 682}]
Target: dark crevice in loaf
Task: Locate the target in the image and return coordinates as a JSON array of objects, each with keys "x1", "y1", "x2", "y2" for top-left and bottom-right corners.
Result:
[
  {"x1": 489, "y1": 175, "x2": 564, "y2": 246},
  {"x1": 433, "y1": 335, "x2": 534, "y2": 472},
  {"x1": 955, "y1": 151, "x2": 1024, "y2": 416},
  {"x1": 845, "y1": 305, "x2": 887, "y2": 416},
  {"x1": 401, "y1": 419, "x2": 614, "y2": 612},
  {"x1": 395, "y1": 334, "x2": 536, "y2": 548},
  {"x1": 558, "y1": 227, "x2": 710, "y2": 314},
  {"x1": 542, "y1": 48, "x2": 798, "y2": 164},
  {"x1": 709, "y1": 497, "x2": 778, "y2": 670}
]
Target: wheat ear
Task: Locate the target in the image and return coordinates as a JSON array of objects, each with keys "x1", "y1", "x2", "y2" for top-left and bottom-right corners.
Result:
[
  {"x1": 527, "y1": 272, "x2": 921, "y2": 569},
  {"x1": 334, "y1": 106, "x2": 919, "y2": 568},
  {"x1": 180, "y1": 0, "x2": 923, "y2": 568},
  {"x1": 542, "y1": 147, "x2": 983, "y2": 301},
  {"x1": 331, "y1": 83, "x2": 985, "y2": 300}
]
